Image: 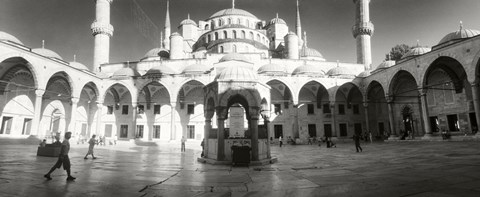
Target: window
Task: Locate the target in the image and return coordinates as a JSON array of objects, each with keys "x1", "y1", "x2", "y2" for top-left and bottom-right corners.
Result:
[
  {"x1": 120, "y1": 125, "x2": 128, "y2": 138},
  {"x1": 137, "y1": 105, "x2": 144, "y2": 114},
  {"x1": 274, "y1": 104, "x2": 281, "y2": 115},
  {"x1": 205, "y1": 24, "x2": 209, "y2": 30},
  {"x1": 153, "y1": 125, "x2": 161, "y2": 139},
  {"x1": 187, "y1": 125, "x2": 195, "y2": 139},
  {"x1": 107, "y1": 105, "x2": 113, "y2": 114},
  {"x1": 154, "y1": 105, "x2": 161, "y2": 114},
  {"x1": 187, "y1": 104, "x2": 195, "y2": 114},
  {"x1": 220, "y1": 46, "x2": 224, "y2": 53},
  {"x1": 223, "y1": 31, "x2": 228, "y2": 39},
  {"x1": 246, "y1": 19, "x2": 250, "y2": 27},
  {"x1": 208, "y1": 34, "x2": 211, "y2": 42},
  {"x1": 237, "y1": 18, "x2": 241, "y2": 24},
  {"x1": 136, "y1": 125, "x2": 144, "y2": 138},
  {"x1": 228, "y1": 18, "x2": 232, "y2": 24},
  {"x1": 274, "y1": 125, "x2": 283, "y2": 138},
  {"x1": 215, "y1": 32, "x2": 219, "y2": 40},
  {"x1": 353, "y1": 104, "x2": 360, "y2": 114},
  {"x1": 307, "y1": 104, "x2": 314, "y2": 114},
  {"x1": 219, "y1": 19, "x2": 224, "y2": 26},
  {"x1": 323, "y1": 104, "x2": 331, "y2": 113},
  {"x1": 122, "y1": 105, "x2": 129, "y2": 115},
  {"x1": 250, "y1": 32, "x2": 254, "y2": 39},
  {"x1": 256, "y1": 34, "x2": 261, "y2": 41},
  {"x1": 211, "y1": 20, "x2": 215, "y2": 29},
  {"x1": 339, "y1": 123, "x2": 348, "y2": 137},
  {"x1": 233, "y1": 45, "x2": 237, "y2": 53},
  {"x1": 308, "y1": 124, "x2": 316, "y2": 137},
  {"x1": 233, "y1": 30, "x2": 237, "y2": 39},
  {"x1": 241, "y1": 30, "x2": 246, "y2": 39},
  {"x1": 338, "y1": 104, "x2": 345, "y2": 115}
]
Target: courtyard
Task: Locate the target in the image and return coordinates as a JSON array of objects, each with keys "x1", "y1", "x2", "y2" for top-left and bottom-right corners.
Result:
[{"x1": 0, "y1": 139, "x2": 479, "y2": 197}]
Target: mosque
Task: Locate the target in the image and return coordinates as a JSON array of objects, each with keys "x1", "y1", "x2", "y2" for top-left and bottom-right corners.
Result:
[{"x1": 1, "y1": 0, "x2": 480, "y2": 164}]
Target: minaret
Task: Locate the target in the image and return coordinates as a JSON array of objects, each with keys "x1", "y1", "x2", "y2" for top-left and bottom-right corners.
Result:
[
  {"x1": 163, "y1": 0, "x2": 171, "y2": 50},
  {"x1": 352, "y1": 0, "x2": 374, "y2": 70},
  {"x1": 91, "y1": 0, "x2": 114, "y2": 72},
  {"x1": 295, "y1": 0, "x2": 301, "y2": 38}
]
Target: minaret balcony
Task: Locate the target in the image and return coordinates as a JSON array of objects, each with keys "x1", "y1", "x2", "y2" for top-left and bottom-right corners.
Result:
[
  {"x1": 352, "y1": 22, "x2": 374, "y2": 37},
  {"x1": 91, "y1": 21, "x2": 114, "y2": 37}
]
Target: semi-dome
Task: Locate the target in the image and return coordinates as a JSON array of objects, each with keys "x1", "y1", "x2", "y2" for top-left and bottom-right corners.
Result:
[
  {"x1": 145, "y1": 65, "x2": 178, "y2": 76},
  {"x1": 326, "y1": 66, "x2": 356, "y2": 77},
  {"x1": 210, "y1": 8, "x2": 257, "y2": 19},
  {"x1": 32, "y1": 48, "x2": 63, "y2": 60},
  {"x1": 69, "y1": 61, "x2": 89, "y2": 70},
  {"x1": 257, "y1": 63, "x2": 287, "y2": 74},
  {"x1": 438, "y1": 26, "x2": 480, "y2": 45},
  {"x1": 292, "y1": 65, "x2": 325, "y2": 76},
  {"x1": 0, "y1": 31, "x2": 23, "y2": 44},
  {"x1": 183, "y1": 64, "x2": 212, "y2": 74},
  {"x1": 215, "y1": 66, "x2": 258, "y2": 81},
  {"x1": 301, "y1": 47, "x2": 324, "y2": 59},
  {"x1": 180, "y1": 18, "x2": 197, "y2": 26},
  {"x1": 376, "y1": 60, "x2": 396, "y2": 70},
  {"x1": 401, "y1": 46, "x2": 431, "y2": 59},
  {"x1": 269, "y1": 17, "x2": 286, "y2": 26},
  {"x1": 219, "y1": 53, "x2": 251, "y2": 63},
  {"x1": 112, "y1": 67, "x2": 141, "y2": 78},
  {"x1": 144, "y1": 48, "x2": 169, "y2": 59}
]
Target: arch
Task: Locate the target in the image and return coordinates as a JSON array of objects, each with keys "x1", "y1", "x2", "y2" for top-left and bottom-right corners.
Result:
[
  {"x1": 220, "y1": 46, "x2": 224, "y2": 53},
  {"x1": 219, "y1": 18, "x2": 224, "y2": 26},
  {"x1": 136, "y1": 80, "x2": 171, "y2": 104},
  {"x1": 237, "y1": 18, "x2": 241, "y2": 25},
  {"x1": 44, "y1": 72, "x2": 73, "y2": 103},
  {"x1": 226, "y1": 94, "x2": 251, "y2": 119},
  {"x1": 218, "y1": 89, "x2": 261, "y2": 110},
  {"x1": 215, "y1": 32, "x2": 219, "y2": 40},
  {"x1": 0, "y1": 54, "x2": 40, "y2": 90},
  {"x1": 208, "y1": 34, "x2": 212, "y2": 42},
  {"x1": 241, "y1": 30, "x2": 246, "y2": 39},
  {"x1": 211, "y1": 20, "x2": 216, "y2": 29},
  {"x1": 0, "y1": 63, "x2": 35, "y2": 95},
  {"x1": 250, "y1": 32, "x2": 254, "y2": 40},
  {"x1": 266, "y1": 79, "x2": 294, "y2": 110},
  {"x1": 223, "y1": 31, "x2": 228, "y2": 39},
  {"x1": 77, "y1": 82, "x2": 99, "y2": 102},
  {"x1": 101, "y1": 83, "x2": 133, "y2": 105},
  {"x1": 233, "y1": 45, "x2": 237, "y2": 53},
  {"x1": 299, "y1": 80, "x2": 330, "y2": 107},
  {"x1": 423, "y1": 56, "x2": 466, "y2": 94},
  {"x1": 228, "y1": 18, "x2": 232, "y2": 25},
  {"x1": 389, "y1": 70, "x2": 418, "y2": 101},
  {"x1": 205, "y1": 24, "x2": 210, "y2": 30},
  {"x1": 233, "y1": 30, "x2": 237, "y2": 39}
]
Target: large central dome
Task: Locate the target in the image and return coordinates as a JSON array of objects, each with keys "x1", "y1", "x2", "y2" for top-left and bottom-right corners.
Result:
[{"x1": 210, "y1": 8, "x2": 257, "y2": 19}]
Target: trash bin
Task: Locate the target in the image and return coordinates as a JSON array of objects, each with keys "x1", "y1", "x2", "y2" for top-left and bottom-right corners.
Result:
[{"x1": 231, "y1": 146, "x2": 251, "y2": 166}]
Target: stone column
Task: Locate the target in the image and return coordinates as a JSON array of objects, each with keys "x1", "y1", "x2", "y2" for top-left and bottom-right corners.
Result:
[
  {"x1": 170, "y1": 102, "x2": 176, "y2": 140},
  {"x1": 31, "y1": 89, "x2": 45, "y2": 136},
  {"x1": 68, "y1": 97, "x2": 79, "y2": 133},
  {"x1": 250, "y1": 114, "x2": 259, "y2": 161},
  {"x1": 95, "y1": 102, "x2": 103, "y2": 136},
  {"x1": 293, "y1": 104, "x2": 300, "y2": 138},
  {"x1": 203, "y1": 119, "x2": 212, "y2": 158},
  {"x1": 131, "y1": 102, "x2": 138, "y2": 139},
  {"x1": 264, "y1": 117, "x2": 271, "y2": 159},
  {"x1": 363, "y1": 102, "x2": 370, "y2": 132},
  {"x1": 419, "y1": 90, "x2": 432, "y2": 138},
  {"x1": 330, "y1": 102, "x2": 337, "y2": 137},
  {"x1": 471, "y1": 83, "x2": 480, "y2": 137},
  {"x1": 217, "y1": 118, "x2": 225, "y2": 161},
  {"x1": 387, "y1": 96, "x2": 396, "y2": 139}
]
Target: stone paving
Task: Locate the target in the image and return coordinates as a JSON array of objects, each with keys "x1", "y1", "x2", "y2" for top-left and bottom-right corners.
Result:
[{"x1": 0, "y1": 139, "x2": 480, "y2": 197}]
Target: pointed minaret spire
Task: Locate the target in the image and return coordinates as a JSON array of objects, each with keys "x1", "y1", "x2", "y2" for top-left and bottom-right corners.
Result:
[
  {"x1": 42, "y1": 40, "x2": 45, "y2": 49},
  {"x1": 187, "y1": 13, "x2": 190, "y2": 20},
  {"x1": 460, "y1": 21, "x2": 463, "y2": 30},
  {"x1": 163, "y1": 0, "x2": 171, "y2": 50},
  {"x1": 296, "y1": 0, "x2": 302, "y2": 38},
  {"x1": 73, "y1": 54, "x2": 77, "y2": 62},
  {"x1": 416, "y1": 39, "x2": 420, "y2": 47},
  {"x1": 233, "y1": 0, "x2": 235, "y2": 9},
  {"x1": 160, "y1": 31, "x2": 164, "y2": 48},
  {"x1": 276, "y1": 13, "x2": 279, "y2": 18}
]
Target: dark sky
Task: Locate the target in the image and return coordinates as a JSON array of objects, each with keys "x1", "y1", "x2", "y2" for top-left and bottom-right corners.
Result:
[{"x1": 1, "y1": 0, "x2": 480, "y2": 68}]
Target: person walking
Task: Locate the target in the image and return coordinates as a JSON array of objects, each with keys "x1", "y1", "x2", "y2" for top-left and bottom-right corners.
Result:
[
  {"x1": 181, "y1": 136, "x2": 186, "y2": 152},
  {"x1": 84, "y1": 135, "x2": 97, "y2": 159},
  {"x1": 353, "y1": 133, "x2": 363, "y2": 152},
  {"x1": 44, "y1": 132, "x2": 76, "y2": 181},
  {"x1": 279, "y1": 136, "x2": 283, "y2": 147}
]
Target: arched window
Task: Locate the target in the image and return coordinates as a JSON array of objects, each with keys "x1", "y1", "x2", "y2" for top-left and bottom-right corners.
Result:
[
  {"x1": 233, "y1": 30, "x2": 237, "y2": 39},
  {"x1": 233, "y1": 45, "x2": 237, "y2": 53},
  {"x1": 215, "y1": 32, "x2": 219, "y2": 40},
  {"x1": 220, "y1": 46, "x2": 224, "y2": 53},
  {"x1": 256, "y1": 34, "x2": 261, "y2": 41},
  {"x1": 207, "y1": 34, "x2": 211, "y2": 42},
  {"x1": 223, "y1": 31, "x2": 228, "y2": 39},
  {"x1": 246, "y1": 19, "x2": 250, "y2": 28},
  {"x1": 228, "y1": 18, "x2": 232, "y2": 24},
  {"x1": 205, "y1": 24, "x2": 209, "y2": 30},
  {"x1": 237, "y1": 18, "x2": 241, "y2": 25},
  {"x1": 250, "y1": 32, "x2": 254, "y2": 39},
  {"x1": 241, "y1": 30, "x2": 246, "y2": 39},
  {"x1": 262, "y1": 37, "x2": 265, "y2": 44},
  {"x1": 211, "y1": 21, "x2": 215, "y2": 29},
  {"x1": 219, "y1": 19, "x2": 224, "y2": 26}
]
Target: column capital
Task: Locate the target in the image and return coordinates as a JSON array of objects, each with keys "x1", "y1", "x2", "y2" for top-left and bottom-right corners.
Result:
[
  {"x1": 71, "y1": 97, "x2": 79, "y2": 104},
  {"x1": 330, "y1": 101, "x2": 336, "y2": 108},
  {"x1": 35, "y1": 89, "x2": 45, "y2": 97},
  {"x1": 170, "y1": 102, "x2": 177, "y2": 107},
  {"x1": 131, "y1": 102, "x2": 138, "y2": 107},
  {"x1": 363, "y1": 102, "x2": 368, "y2": 107}
]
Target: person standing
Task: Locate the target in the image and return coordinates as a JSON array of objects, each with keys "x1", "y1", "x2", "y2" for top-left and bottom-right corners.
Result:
[
  {"x1": 279, "y1": 136, "x2": 283, "y2": 147},
  {"x1": 44, "y1": 132, "x2": 76, "y2": 181},
  {"x1": 200, "y1": 138, "x2": 205, "y2": 157},
  {"x1": 181, "y1": 136, "x2": 186, "y2": 152},
  {"x1": 84, "y1": 135, "x2": 97, "y2": 159},
  {"x1": 353, "y1": 133, "x2": 363, "y2": 152}
]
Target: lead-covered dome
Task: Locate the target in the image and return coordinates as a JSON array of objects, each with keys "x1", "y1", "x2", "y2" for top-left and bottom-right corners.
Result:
[
  {"x1": 326, "y1": 66, "x2": 356, "y2": 77},
  {"x1": 356, "y1": 70, "x2": 371, "y2": 78},
  {"x1": 292, "y1": 65, "x2": 325, "y2": 76},
  {"x1": 438, "y1": 25, "x2": 480, "y2": 45},
  {"x1": 0, "y1": 31, "x2": 23, "y2": 44},
  {"x1": 219, "y1": 53, "x2": 251, "y2": 63},
  {"x1": 215, "y1": 66, "x2": 258, "y2": 81},
  {"x1": 112, "y1": 67, "x2": 141, "y2": 78},
  {"x1": 32, "y1": 48, "x2": 63, "y2": 60},
  {"x1": 183, "y1": 64, "x2": 212, "y2": 74},
  {"x1": 258, "y1": 63, "x2": 287, "y2": 75},
  {"x1": 269, "y1": 17, "x2": 286, "y2": 26},
  {"x1": 401, "y1": 46, "x2": 431, "y2": 59},
  {"x1": 69, "y1": 61, "x2": 89, "y2": 70},
  {"x1": 210, "y1": 8, "x2": 257, "y2": 19},
  {"x1": 376, "y1": 60, "x2": 396, "y2": 70},
  {"x1": 180, "y1": 18, "x2": 197, "y2": 26},
  {"x1": 143, "y1": 48, "x2": 169, "y2": 59},
  {"x1": 145, "y1": 65, "x2": 178, "y2": 76}
]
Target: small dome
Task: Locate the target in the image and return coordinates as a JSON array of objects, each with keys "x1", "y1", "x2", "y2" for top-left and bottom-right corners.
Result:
[
  {"x1": 438, "y1": 26, "x2": 480, "y2": 45},
  {"x1": 0, "y1": 31, "x2": 23, "y2": 44},
  {"x1": 219, "y1": 53, "x2": 251, "y2": 63},
  {"x1": 376, "y1": 60, "x2": 396, "y2": 70},
  {"x1": 112, "y1": 67, "x2": 141, "y2": 78},
  {"x1": 215, "y1": 66, "x2": 258, "y2": 81},
  {"x1": 326, "y1": 67, "x2": 356, "y2": 77},
  {"x1": 301, "y1": 47, "x2": 324, "y2": 59},
  {"x1": 69, "y1": 61, "x2": 89, "y2": 70},
  {"x1": 183, "y1": 64, "x2": 212, "y2": 74},
  {"x1": 144, "y1": 48, "x2": 169, "y2": 59},
  {"x1": 32, "y1": 48, "x2": 63, "y2": 60},
  {"x1": 210, "y1": 8, "x2": 257, "y2": 19},
  {"x1": 292, "y1": 65, "x2": 325, "y2": 76},
  {"x1": 269, "y1": 17, "x2": 286, "y2": 26},
  {"x1": 401, "y1": 46, "x2": 431, "y2": 59},
  {"x1": 180, "y1": 18, "x2": 197, "y2": 26},
  {"x1": 145, "y1": 65, "x2": 178, "y2": 76},
  {"x1": 356, "y1": 70, "x2": 371, "y2": 78},
  {"x1": 257, "y1": 63, "x2": 287, "y2": 74}
]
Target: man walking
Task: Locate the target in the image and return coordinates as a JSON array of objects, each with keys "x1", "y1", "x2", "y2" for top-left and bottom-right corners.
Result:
[
  {"x1": 84, "y1": 134, "x2": 97, "y2": 159},
  {"x1": 279, "y1": 136, "x2": 283, "y2": 147},
  {"x1": 353, "y1": 132, "x2": 363, "y2": 152},
  {"x1": 44, "y1": 132, "x2": 76, "y2": 181},
  {"x1": 181, "y1": 136, "x2": 186, "y2": 152}
]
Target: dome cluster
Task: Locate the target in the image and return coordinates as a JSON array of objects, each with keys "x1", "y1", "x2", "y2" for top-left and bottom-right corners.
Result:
[{"x1": 210, "y1": 8, "x2": 257, "y2": 19}]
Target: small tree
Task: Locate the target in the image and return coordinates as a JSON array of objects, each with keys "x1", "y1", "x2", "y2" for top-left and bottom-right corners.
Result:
[{"x1": 386, "y1": 44, "x2": 411, "y2": 62}]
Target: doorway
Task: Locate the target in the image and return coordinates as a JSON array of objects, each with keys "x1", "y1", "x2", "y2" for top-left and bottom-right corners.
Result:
[
  {"x1": 447, "y1": 114, "x2": 459, "y2": 131},
  {"x1": 1, "y1": 117, "x2": 13, "y2": 134},
  {"x1": 22, "y1": 118, "x2": 32, "y2": 135},
  {"x1": 430, "y1": 116, "x2": 439, "y2": 133},
  {"x1": 324, "y1": 124, "x2": 332, "y2": 137},
  {"x1": 339, "y1": 123, "x2": 348, "y2": 136},
  {"x1": 469, "y1": 112, "x2": 477, "y2": 132},
  {"x1": 308, "y1": 124, "x2": 316, "y2": 137}
]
